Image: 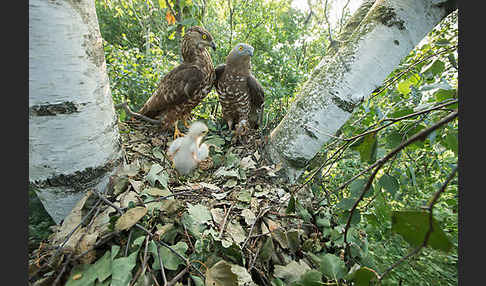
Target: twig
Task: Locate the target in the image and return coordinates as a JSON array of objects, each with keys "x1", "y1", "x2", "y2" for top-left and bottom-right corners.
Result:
[
  {"x1": 155, "y1": 237, "x2": 168, "y2": 286},
  {"x1": 167, "y1": 266, "x2": 189, "y2": 286},
  {"x1": 143, "y1": 190, "x2": 196, "y2": 204},
  {"x1": 125, "y1": 229, "x2": 134, "y2": 256},
  {"x1": 130, "y1": 235, "x2": 151, "y2": 286},
  {"x1": 52, "y1": 253, "x2": 73, "y2": 286},
  {"x1": 242, "y1": 207, "x2": 271, "y2": 250},
  {"x1": 57, "y1": 197, "x2": 102, "y2": 250},
  {"x1": 323, "y1": 0, "x2": 334, "y2": 45},
  {"x1": 219, "y1": 202, "x2": 236, "y2": 239},
  {"x1": 338, "y1": 0, "x2": 352, "y2": 34}
]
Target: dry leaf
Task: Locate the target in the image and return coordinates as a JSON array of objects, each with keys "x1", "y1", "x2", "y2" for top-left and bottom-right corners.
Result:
[{"x1": 115, "y1": 207, "x2": 148, "y2": 231}]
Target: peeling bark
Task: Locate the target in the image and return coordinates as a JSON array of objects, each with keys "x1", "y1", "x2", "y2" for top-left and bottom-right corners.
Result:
[
  {"x1": 29, "y1": 0, "x2": 122, "y2": 224},
  {"x1": 265, "y1": 0, "x2": 455, "y2": 183}
]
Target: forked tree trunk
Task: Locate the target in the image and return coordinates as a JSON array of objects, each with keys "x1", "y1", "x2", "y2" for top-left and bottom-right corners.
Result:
[
  {"x1": 29, "y1": 0, "x2": 122, "y2": 224},
  {"x1": 265, "y1": 0, "x2": 456, "y2": 183}
]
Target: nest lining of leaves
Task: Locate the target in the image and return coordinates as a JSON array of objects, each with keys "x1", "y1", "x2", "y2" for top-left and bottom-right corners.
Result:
[{"x1": 29, "y1": 118, "x2": 371, "y2": 286}]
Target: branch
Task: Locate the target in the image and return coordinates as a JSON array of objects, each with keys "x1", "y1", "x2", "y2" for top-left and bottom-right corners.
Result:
[
  {"x1": 307, "y1": 99, "x2": 457, "y2": 143},
  {"x1": 333, "y1": 110, "x2": 457, "y2": 195},
  {"x1": 322, "y1": 0, "x2": 335, "y2": 46},
  {"x1": 341, "y1": 111, "x2": 457, "y2": 249},
  {"x1": 338, "y1": 0, "x2": 352, "y2": 34}
]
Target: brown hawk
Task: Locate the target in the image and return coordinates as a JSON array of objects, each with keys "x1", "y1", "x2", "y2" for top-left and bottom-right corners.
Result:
[
  {"x1": 167, "y1": 121, "x2": 209, "y2": 175},
  {"x1": 214, "y1": 43, "x2": 264, "y2": 140},
  {"x1": 138, "y1": 26, "x2": 216, "y2": 138}
]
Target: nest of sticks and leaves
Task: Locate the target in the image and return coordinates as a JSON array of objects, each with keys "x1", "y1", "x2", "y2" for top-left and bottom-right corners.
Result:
[{"x1": 28, "y1": 116, "x2": 366, "y2": 286}]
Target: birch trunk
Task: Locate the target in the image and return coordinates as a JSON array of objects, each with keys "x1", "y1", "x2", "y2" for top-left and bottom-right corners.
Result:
[
  {"x1": 265, "y1": 0, "x2": 456, "y2": 183},
  {"x1": 29, "y1": 0, "x2": 122, "y2": 224}
]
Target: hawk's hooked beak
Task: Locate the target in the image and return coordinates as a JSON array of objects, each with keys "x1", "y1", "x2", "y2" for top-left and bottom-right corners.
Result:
[{"x1": 210, "y1": 41, "x2": 216, "y2": 51}]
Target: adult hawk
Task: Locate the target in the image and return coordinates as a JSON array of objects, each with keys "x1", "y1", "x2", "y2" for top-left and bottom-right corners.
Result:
[
  {"x1": 139, "y1": 26, "x2": 216, "y2": 138},
  {"x1": 214, "y1": 43, "x2": 264, "y2": 140}
]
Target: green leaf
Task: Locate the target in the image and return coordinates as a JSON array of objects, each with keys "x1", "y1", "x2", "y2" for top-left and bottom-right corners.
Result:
[
  {"x1": 390, "y1": 107, "x2": 414, "y2": 118},
  {"x1": 351, "y1": 132, "x2": 378, "y2": 164},
  {"x1": 336, "y1": 198, "x2": 355, "y2": 211},
  {"x1": 421, "y1": 60, "x2": 445, "y2": 79},
  {"x1": 286, "y1": 195, "x2": 296, "y2": 214},
  {"x1": 157, "y1": 241, "x2": 188, "y2": 270},
  {"x1": 296, "y1": 270, "x2": 323, "y2": 286},
  {"x1": 65, "y1": 264, "x2": 97, "y2": 286},
  {"x1": 145, "y1": 164, "x2": 168, "y2": 188},
  {"x1": 187, "y1": 203, "x2": 212, "y2": 224},
  {"x1": 111, "y1": 249, "x2": 139, "y2": 286},
  {"x1": 408, "y1": 165, "x2": 417, "y2": 187},
  {"x1": 433, "y1": 88, "x2": 456, "y2": 102},
  {"x1": 295, "y1": 200, "x2": 312, "y2": 222},
  {"x1": 319, "y1": 253, "x2": 347, "y2": 280},
  {"x1": 272, "y1": 277, "x2": 285, "y2": 286},
  {"x1": 441, "y1": 131, "x2": 458, "y2": 155},
  {"x1": 385, "y1": 130, "x2": 403, "y2": 149},
  {"x1": 181, "y1": 203, "x2": 211, "y2": 239},
  {"x1": 353, "y1": 267, "x2": 378, "y2": 286},
  {"x1": 259, "y1": 236, "x2": 275, "y2": 263},
  {"x1": 190, "y1": 275, "x2": 205, "y2": 286},
  {"x1": 397, "y1": 80, "x2": 412, "y2": 95},
  {"x1": 94, "y1": 250, "x2": 112, "y2": 282},
  {"x1": 391, "y1": 210, "x2": 452, "y2": 252},
  {"x1": 345, "y1": 210, "x2": 361, "y2": 226},
  {"x1": 158, "y1": 0, "x2": 167, "y2": 8},
  {"x1": 349, "y1": 179, "x2": 373, "y2": 199},
  {"x1": 379, "y1": 174, "x2": 399, "y2": 196},
  {"x1": 274, "y1": 260, "x2": 311, "y2": 284}
]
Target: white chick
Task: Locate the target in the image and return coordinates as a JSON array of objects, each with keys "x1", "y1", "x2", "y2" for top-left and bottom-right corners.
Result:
[{"x1": 167, "y1": 121, "x2": 209, "y2": 175}]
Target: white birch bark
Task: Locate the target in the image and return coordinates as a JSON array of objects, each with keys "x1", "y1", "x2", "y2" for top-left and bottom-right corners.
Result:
[
  {"x1": 29, "y1": 0, "x2": 122, "y2": 224},
  {"x1": 265, "y1": 0, "x2": 455, "y2": 183}
]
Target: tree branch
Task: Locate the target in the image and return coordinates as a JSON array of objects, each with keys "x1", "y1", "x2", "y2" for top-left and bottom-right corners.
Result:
[{"x1": 342, "y1": 111, "x2": 457, "y2": 249}]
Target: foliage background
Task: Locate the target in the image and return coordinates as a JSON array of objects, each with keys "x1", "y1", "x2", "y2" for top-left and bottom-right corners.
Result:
[{"x1": 29, "y1": 0, "x2": 458, "y2": 285}]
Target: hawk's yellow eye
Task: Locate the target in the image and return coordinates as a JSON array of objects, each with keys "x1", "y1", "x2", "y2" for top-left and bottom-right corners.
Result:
[
  {"x1": 202, "y1": 34, "x2": 207, "y2": 40},
  {"x1": 238, "y1": 46, "x2": 243, "y2": 51}
]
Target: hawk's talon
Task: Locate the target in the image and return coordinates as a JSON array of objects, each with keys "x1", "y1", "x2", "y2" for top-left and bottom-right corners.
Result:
[{"x1": 173, "y1": 122, "x2": 185, "y2": 139}]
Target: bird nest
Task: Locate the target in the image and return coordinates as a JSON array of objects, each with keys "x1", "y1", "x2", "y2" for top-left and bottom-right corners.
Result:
[{"x1": 28, "y1": 118, "x2": 364, "y2": 286}]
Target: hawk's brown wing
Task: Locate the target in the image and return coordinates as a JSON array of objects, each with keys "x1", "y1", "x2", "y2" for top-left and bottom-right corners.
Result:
[
  {"x1": 247, "y1": 75, "x2": 264, "y2": 108},
  {"x1": 139, "y1": 63, "x2": 205, "y2": 118},
  {"x1": 214, "y1": 64, "x2": 226, "y2": 83},
  {"x1": 247, "y1": 75, "x2": 264, "y2": 129}
]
